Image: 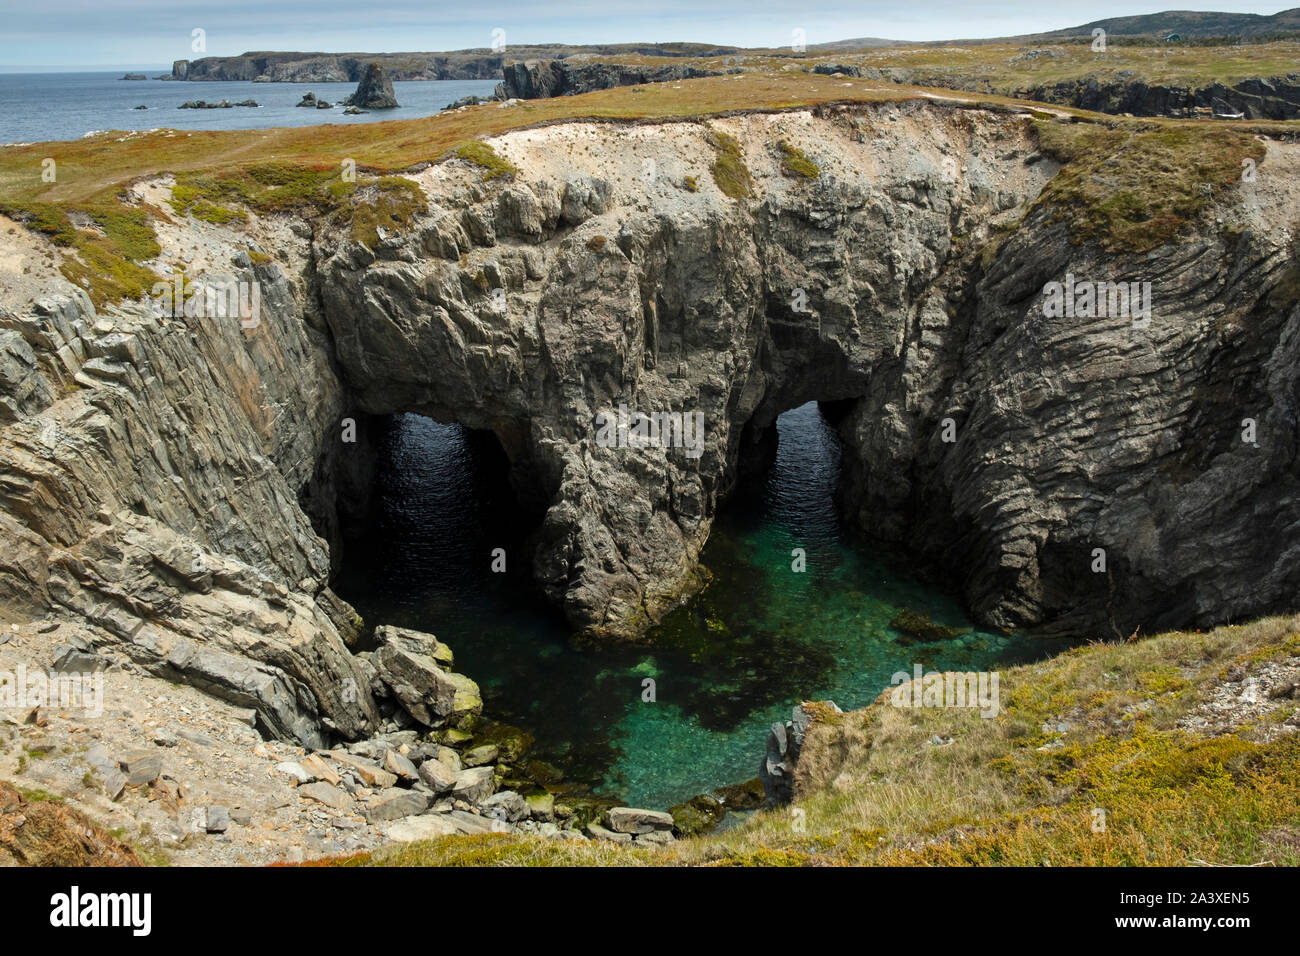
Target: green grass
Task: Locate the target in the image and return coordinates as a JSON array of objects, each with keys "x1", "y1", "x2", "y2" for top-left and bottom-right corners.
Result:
[
  {"x1": 1031, "y1": 118, "x2": 1267, "y2": 252},
  {"x1": 0, "y1": 200, "x2": 162, "y2": 307},
  {"x1": 0, "y1": 71, "x2": 1294, "y2": 307},
  {"x1": 706, "y1": 127, "x2": 753, "y2": 199},
  {"x1": 777, "y1": 140, "x2": 819, "y2": 179},
  {"x1": 455, "y1": 141, "x2": 518, "y2": 181},
  {"x1": 17, "y1": 786, "x2": 62, "y2": 803}
]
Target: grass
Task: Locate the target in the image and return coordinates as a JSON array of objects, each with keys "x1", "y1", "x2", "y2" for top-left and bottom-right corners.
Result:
[
  {"x1": 455, "y1": 141, "x2": 518, "y2": 181},
  {"x1": 292, "y1": 615, "x2": 1300, "y2": 867},
  {"x1": 0, "y1": 199, "x2": 162, "y2": 307},
  {"x1": 706, "y1": 127, "x2": 752, "y2": 199},
  {"x1": 1030, "y1": 117, "x2": 1268, "y2": 252},
  {"x1": 0, "y1": 70, "x2": 1294, "y2": 304},
  {"x1": 777, "y1": 140, "x2": 819, "y2": 179}
]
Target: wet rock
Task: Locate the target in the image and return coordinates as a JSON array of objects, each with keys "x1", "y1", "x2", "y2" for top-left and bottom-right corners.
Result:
[
  {"x1": 669, "y1": 793, "x2": 726, "y2": 836},
  {"x1": 714, "y1": 777, "x2": 765, "y2": 811},
  {"x1": 461, "y1": 744, "x2": 498, "y2": 768},
  {"x1": 889, "y1": 610, "x2": 964, "y2": 644}
]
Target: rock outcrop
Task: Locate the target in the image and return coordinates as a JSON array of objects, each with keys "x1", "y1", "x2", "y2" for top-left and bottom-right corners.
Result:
[
  {"x1": 2, "y1": 99, "x2": 1298, "y2": 753},
  {"x1": 814, "y1": 63, "x2": 1300, "y2": 120},
  {"x1": 310, "y1": 104, "x2": 1300, "y2": 642},
  {"x1": 167, "y1": 44, "x2": 743, "y2": 83},
  {"x1": 496, "y1": 58, "x2": 738, "y2": 100},
  {"x1": 344, "y1": 63, "x2": 399, "y2": 110}
]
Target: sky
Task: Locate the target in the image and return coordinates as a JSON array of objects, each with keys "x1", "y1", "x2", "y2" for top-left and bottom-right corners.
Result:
[{"x1": 0, "y1": 0, "x2": 1287, "y2": 69}]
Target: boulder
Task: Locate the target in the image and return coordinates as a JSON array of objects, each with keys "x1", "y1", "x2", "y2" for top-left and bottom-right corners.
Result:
[
  {"x1": 327, "y1": 752, "x2": 397, "y2": 789},
  {"x1": 606, "y1": 807, "x2": 674, "y2": 834},
  {"x1": 585, "y1": 822, "x2": 630, "y2": 843},
  {"x1": 204, "y1": 806, "x2": 230, "y2": 833},
  {"x1": 363, "y1": 788, "x2": 430, "y2": 823},
  {"x1": 714, "y1": 777, "x2": 765, "y2": 811},
  {"x1": 382, "y1": 749, "x2": 419, "y2": 782},
  {"x1": 275, "y1": 760, "x2": 313, "y2": 785},
  {"x1": 118, "y1": 752, "x2": 161, "y2": 786},
  {"x1": 387, "y1": 814, "x2": 459, "y2": 842},
  {"x1": 481, "y1": 790, "x2": 529, "y2": 822},
  {"x1": 669, "y1": 793, "x2": 726, "y2": 836},
  {"x1": 371, "y1": 628, "x2": 480, "y2": 726},
  {"x1": 446, "y1": 810, "x2": 499, "y2": 834},
  {"x1": 301, "y1": 753, "x2": 341, "y2": 785},
  {"x1": 524, "y1": 791, "x2": 555, "y2": 821},
  {"x1": 298, "y1": 782, "x2": 353, "y2": 810},
  {"x1": 451, "y1": 766, "x2": 495, "y2": 803},
  {"x1": 417, "y1": 758, "x2": 457, "y2": 792}
]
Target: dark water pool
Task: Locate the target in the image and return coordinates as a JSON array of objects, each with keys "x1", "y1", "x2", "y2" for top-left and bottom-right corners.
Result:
[{"x1": 334, "y1": 403, "x2": 1063, "y2": 809}]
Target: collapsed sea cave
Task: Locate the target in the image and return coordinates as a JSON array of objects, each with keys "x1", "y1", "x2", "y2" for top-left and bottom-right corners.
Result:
[{"x1": 318, "y1": 402, "x2": 1061, "y2": 810}]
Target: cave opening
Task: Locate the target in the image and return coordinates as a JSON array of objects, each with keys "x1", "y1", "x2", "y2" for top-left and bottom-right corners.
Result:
[{"x1": 324, "y1": 403, "x2": 1051, "y2": 811}]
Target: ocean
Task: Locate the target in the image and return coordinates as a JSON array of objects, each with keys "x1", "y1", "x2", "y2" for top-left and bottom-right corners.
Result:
[{"x1": 0, "y1": 71, "x2": 502, "y2": 145}]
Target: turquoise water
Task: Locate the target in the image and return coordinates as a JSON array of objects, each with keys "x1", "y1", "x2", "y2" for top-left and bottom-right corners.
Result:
[{"x1": 335, "y1": 404, "x2": 1066, "y2": 810}]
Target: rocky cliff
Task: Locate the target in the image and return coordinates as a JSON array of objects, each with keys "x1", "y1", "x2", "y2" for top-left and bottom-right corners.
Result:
[
  {"x1": 815, "y1": 63, "x2": 1300, "y2": 119},
  {"x1": 496, "y1": 59, "x2": 739, "y2": 99},
  {"x1": 1, "y1": 100, "x2": 1298, "y2": 750},
  {"x1": 168, "y1": 44, "x2": 745, "y2": 83}
]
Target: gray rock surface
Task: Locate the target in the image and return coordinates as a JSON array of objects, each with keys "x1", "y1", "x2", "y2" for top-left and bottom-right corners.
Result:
[
  {"x1": 344, "y1": 63, "x2": 399, "y2": 109},
  {"x1": 1, "y1": 99, "x2": 1297, "y2": 760}
]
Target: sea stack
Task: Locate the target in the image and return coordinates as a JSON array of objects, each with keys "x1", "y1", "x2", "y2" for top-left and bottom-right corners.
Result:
[{"x1": 344, "y1": 62, "x2": 399, "y2": 109}]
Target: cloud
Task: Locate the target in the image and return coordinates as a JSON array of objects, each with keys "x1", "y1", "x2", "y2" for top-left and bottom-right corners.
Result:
[{"x1": 0, "y1": 0, "x2": 1279, "y2": 67}]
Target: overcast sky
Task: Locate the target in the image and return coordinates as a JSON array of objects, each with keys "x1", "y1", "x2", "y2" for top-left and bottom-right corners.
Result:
[{"x1": 0, "y1": 1, "x2": 1286, "y2": 69}]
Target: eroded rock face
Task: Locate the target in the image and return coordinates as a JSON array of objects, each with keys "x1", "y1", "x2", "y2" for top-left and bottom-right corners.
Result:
[
  {"x1": 311, "y1": 104, "x2": 1052, "y2": 638},
  {"x1": 0, "y1": 232, "x2": 381, "y2": 745},
  {"x1": 313, "y1": 102, "x2": 1300, "y2": 642},
  {"x1": 1, "y1": 100, "x2": 1298, "y2": 750},
  {"x1": 344, "y1": 63, "x2": 399, "y2": 109},
  {"x1": 496, "y1": 59, "x2": 736, "y2": 100}
]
